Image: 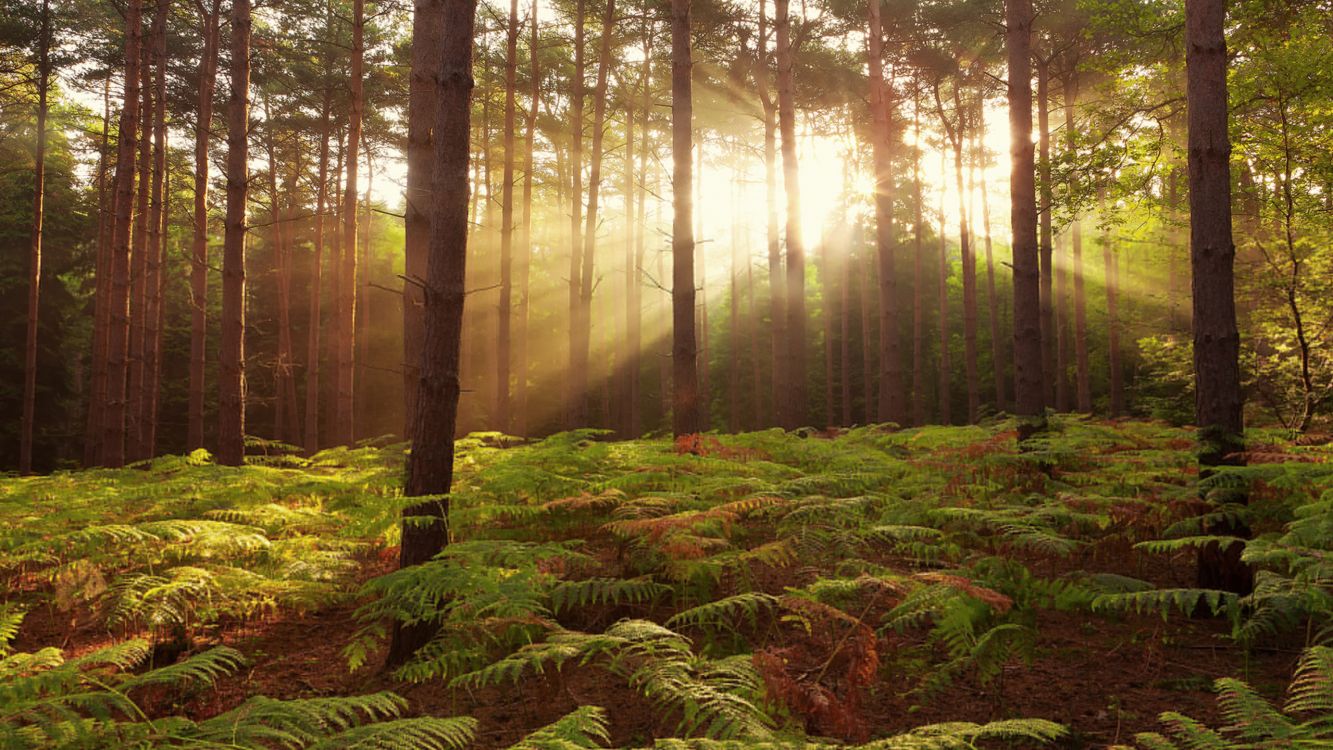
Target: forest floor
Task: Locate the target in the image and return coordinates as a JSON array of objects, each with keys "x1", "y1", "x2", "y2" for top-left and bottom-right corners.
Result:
[{"x1": 3, "y1": 417, "x2": 1329, "y2": 748}]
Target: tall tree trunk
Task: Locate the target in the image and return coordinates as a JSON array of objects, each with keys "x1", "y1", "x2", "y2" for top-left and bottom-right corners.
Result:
[
  {"x1": 936, "y1": 155, "x2": 951, "y2": 424},
  {"x1": 1006, "y1": 0, "x2": 1044, "y2": 426},
  {"x1": 573, "y1": 0, "x2": 617, "y2": 429},
  {"x1": 306, "y1": 94, "x2": 333, "y2": 454},
  {"x1": 694, "y1": 139, "x2": 710, "y2": 429},
  {"x1": 218, "y1": 0, "x2": 252, "y2": 467},
  {"x1": 128, "y1": 35, "x2": 154, "y2": 461},
  {"x1": 937, "y1": 85, "x2": 979, "y2": 422},
  {"x1": 1101, "y1": 192, "x2": 1123, "y2": 416},
  {"x1": 336, "y1": 0, "x2": 365, "y2": 446},
  {"x1": 566, "y1": 0, "x2": 587, "y2": 428},
  {"x1": 266, "y1": 108, "x2": 297, "y2": 444},
  {"x1": 388, "y1": 0, "x2": 477, "y2": 666},
  {"x1": 356, "y1": 148, "x2": 374, "y2": 439},
  {"x1": 1036, "y1": 57, "x2": 1056, "y2": 409},
  {"x1": 404, "y1": 0, "x2": 440, "y2": 441},
  {"x1": 775, "y1": 0, "x2": 805, "y2": 427},
  {"x1": 860, "y1": 246, "x2": 875, "y2": 423},
  {"x1": 516, "y1": 0, "x2": 538, "y2": 437},
  {"x1": 866, "y1": 0, "x2": 902, "y2": 424},
  {"x1": 146, "y1": 167, "x2": 168, "y2": 456},
  {"x1": 1186, "y1": 0, "x2": 1250, "y2": 594},
  {"x1": 20, "y1": 0, "x2": 50, "y2": 474},
  {"x1": 85, "y1": 77, "x2": 114, "y2": 466},
  {"x1": 910, "y1": 95, "x2": 927, "y2": 426},
  {"x1": 625, "y1": 80, "x2": 641, "y2": 436},
  {"x1": 757, "y1": 0, "x2": 784, "y2": 428},
  {"x1": 102, "y1": 0, "x2": 145, "y2": 468},
  {"x1": 496, "y1": 0, "x2": 519, "y2": 431},
  {"x1": 975, "y1": 119, "x2": 1004, "y2": 411},
  {"x1": 1065, "y1": 77, "x2": 1091, "y2": 412},
  {"x1": 189, "y1": 0, "x2": 222, "y2": 451},
  {"x1": 141, "y1": 0, "x2": 167, "y2": 458},
  {"x1": 670, "y1": 0, "x2": 700, "y2": 436}
]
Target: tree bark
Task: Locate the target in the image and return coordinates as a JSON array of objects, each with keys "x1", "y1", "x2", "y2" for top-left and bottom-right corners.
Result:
[
  {"x1": 404, "y1": 0, "x2": 441, "y2": 441},
  {"x1": 1186, "y1": 0, "x2": 1250, "y2": 594},
  {"x1": 625, "y1": 76, "x2": 641, "y2": 436},
  {"x1": 670, "y1": 0, "x2": 700, "y2": 436},
  {"x1": 102, "y1": 0, "x2": 144, "y2": 468},
  {"x1": 516, "y1": 0, "x2": 538, "y2": 438},
  {"x1": 1036, "y1": 57, "x2": 1056, "y2": 409},
  {"x1": 128, "y1": 32, "x2": 154, "y2": 461},
  {"x1": 1006, "y1": 0, "x2": 1045, "y2": 425},
  {"x1": 775, "y1": 0, "x2": 806, "y2": 427},
  {"x1": 757, "y1": 0, "x2": 784, "y2": 429},
  {"x1": 936, "y1": 154, "x2": 951, "y2": 424},
  {"x1": 566, "y1": 0, "x2": 587, "y2": 428},
  {"x1": 336, "y1": 0, "x2": 365, "y2": 446},
  {"x1": 218, "y1": 0, "x2": 251, "y2": 467},
  {"x1": 496, "y1": 0, "x2": 519, "y2": 432},
  {"x1": 189, "y1": 0, "x2": 222, "y2": 451},
  {"x1": 141, "y1": 0, "x2": 168, "y2": 458},
  {"x1": 910, "y1": 94, "x2": 927, "y2": 426},
  {"x1": 306, "y1": 94, "x2": 333, "y2": 454},
  {"x1": 1100, "y1": 192, "x2": 1123, "y2": 416},
  {"x1": 387, "y1": 0, "x2": 477, "y2": 666},
  {"x1": 20, "y1": 0, "x2": 51, "y2": 474},
  {"x1": 85, "y1": 77, "x2": 114, "y2": 466},
  {"x1": 866, "y1": 0, "x2": 902, "y2": 425},
  {"x1": 973, "y1": 121, "x2": 1005, "y2": 412}
]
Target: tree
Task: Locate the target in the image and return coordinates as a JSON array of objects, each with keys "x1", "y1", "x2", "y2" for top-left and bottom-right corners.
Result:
[
  {"x1": 496, "y1": 0, "x2": 519, "y2": 431},
  {"x1": 1006, "y1": 0, "x2": 1044, "y2": 428},
  {"x1": 865, "y1": 0, "x2": 903, "y2": 425},
  {"x1": 188, "y1": 0, "x2": 222, "y2": 452},
  {"x1": 218, "y1": 0, "x2": 252, "y2": 467},
  {"x1": 775, "y1": 0, "x2": 805, "y2": 427},
  {"x1": 1185, "y1": 0, "x2": 1249, "y2": 594},
  {"x1": 100, "y1": 0, "x2": 145, "y2": 468},
  {"x1": 336, "y1": 0, "x2": 365, "y2": 447},
  {"x1": 387, "y1": 0, "x2": 477, "y2": 667},
  {"x1": 670, "y1": 0, "x2": 700, "y2": 437},
  {"x1": 19, "y1": 0, "x2": 50, "y2": 475}
]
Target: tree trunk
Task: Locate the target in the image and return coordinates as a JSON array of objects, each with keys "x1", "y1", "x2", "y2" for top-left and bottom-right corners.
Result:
[
  {"x1": 625, "y1": 79, "x2": 641, "y2": 436},
  {"x1": 670, "y1": 0, "x2": 700, "y2": 436},
  {"x1": 1186, "y1": 0, "x2": 1250, "y2": 594},
  {"x1": 866, "y1": 0, "x2": 902, "y2": 425},
  {"x1": 306, "y1": 94, "x2": 333, "y2": 454},
  {"x1": 566, "y1": 0, "x2": 587, "y2": 429},
  {"x1": 404, "y1": 0, "x2": 441, "y2": 441},
  {"x1": 1006, "y1": 0, "x2": 1044, "y2": 425},
  {"x1": 102, "y1": 0, "x2": 145, "y2": 468},
  {"x1": 1064, "y1": 76, "x2": 1091, "y2": 412},
  {"x1": 387, "y1": 0, "x2": 477, "y2": 666},
  {"x1": 757, "y1": 0, "x2": 784, "y2": 429},
  {"x1": 189, "y1": 0, "x2": 222, "y2": 451},
  {"x1": 141, "y1": 0, "x2": 167, "y2": 459},
  {"x1": 936, "y1": 154, "x2": 951, "y2": 424},
  {"x1": 1101, "y1": 192, "x2": 1123, "y2": 416},
  {"x1": 146, "y1": 166, "x2": 168, "y2": 456},
  {"x1": 694, "y1": 139, "x2": 710, "y2": 430},
  {"x1": 936, "y1": 84, "x2": 979, "y2": 423},
  {"x1": 337, "y1": 0, "x2": 365, "y2": 446},
  {"x1": 495, "y1": 0, "x2": 519, "y2": 432},
  {"x1": 973, "y1": 121, "x2": 1005, "y2": 412},
  {"x1": 85, "y1": 77, "x2": 114, "y2": 466},
  {"x1": 20, "y1": 0, "x2": 50, "y2": 474},
  {"x1": 775, "y1": 0, "x2": 805, "y2": 427},
  {"x1": 128, "y1": 35, "x2": 153, "y2": 461},
  {"x1": 218, "y1": 0, "x2": 251, "y2": 467},
  {"x1": 910, "y1": 95, "x2": 927, "y2": 426},
  {"x1": 1036, "y1": 57, "x2": 1056, "y2": 409}
]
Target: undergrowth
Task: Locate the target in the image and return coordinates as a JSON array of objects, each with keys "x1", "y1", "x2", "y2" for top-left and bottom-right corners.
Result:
[{"x1": 2, "y1": 418, "x2": 1331, "y2": 747}]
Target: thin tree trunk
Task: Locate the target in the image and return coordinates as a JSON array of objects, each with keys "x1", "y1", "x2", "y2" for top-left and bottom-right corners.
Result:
[
  {"x1": 515, "y1": 0, "x2": 538, "y2": 437},
  {"x1": 146, "y1": 165, "x2": 168, "y2": 456},
  {"x1": 936, "y1": 153, "x2": 951, "y2": 424},
  {"x1": 102, "y1": 0, "x2": 145, "y2": 468},
  {"x1": 1006, "y1": 0, "x2": 1044, "y2": 426},
  {"x1": 189, "y1": 0, "x2": 221, "y2": 451},
  {"x1": 775, "y1": 0, "x2": 805, "y2": 427},
  {"x1": 910, "y1": 94, "x2": 927, "y2": 426},
  {"x1": 141, "y1": 0, "x2": 167, "y2": 458},
  {"x1": 1186, "y1": 0, "x2": 1249, "y2": 594},
  {"x1": 1036, "y1": 57, "x2": 1056, "y2": 408},
  {"x1": 937, "y1": 84, "x2": 979, "y2": 422},
  {"x1": 496, "y1": 0, "x2": 519, "y2": 431},
  {"x1": 336, "y1": 0, "x2": 365, "y2": 446},
  {"x1": 1101, "y1": 192, "x2": 1122, "y2": 416},
  {"x1": 757, "y1": 0, "x2": 784, "y2": 428},
  {"x1": 20, "y1": 0, "x2": 51, "y2": 474},
  {"x1": 566, "y1": 0, "x2": 587, "y2": 428},
  {"x1": 670, "y1": 0, "x2": 700, "y2": 436},
  {"x1": 860, "y1": 246, "x2": 875, "y2": 423},
  {"x1": 866, "y1": 0, "x2": 902, "y2": 424},
  {"x1": 305, "y1": 94, "x2": 333, "y2": 454},
  {"x1": 85, "y1": 76, "x2": 114, "y2": 466},
  {"x1": 695, "y1": 138, "x2": 710, "y2": 429},
  {"x1": 218, "y1": 0, "x2": 251, "y2": 466},
  {"x1": 388, "y1": 0, "x2": 477, "y2": 666},
  {"x1": 1065, "y1": 76, "x2": 1091, "y2": 412},
  {"x1": 975, "y1": 118, "x2": 1005, "y2": 411},
  {"x1": 128, "y1": 34, "x2": 154, "y2": 461},
  {"x1": 625, "y1": 82, "x2": 641, "y2": 436}
]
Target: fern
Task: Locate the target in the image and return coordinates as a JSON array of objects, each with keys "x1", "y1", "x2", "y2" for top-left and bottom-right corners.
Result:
[{"x1": 506, "y1": 706, "x2": 610, "y2": 749}]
